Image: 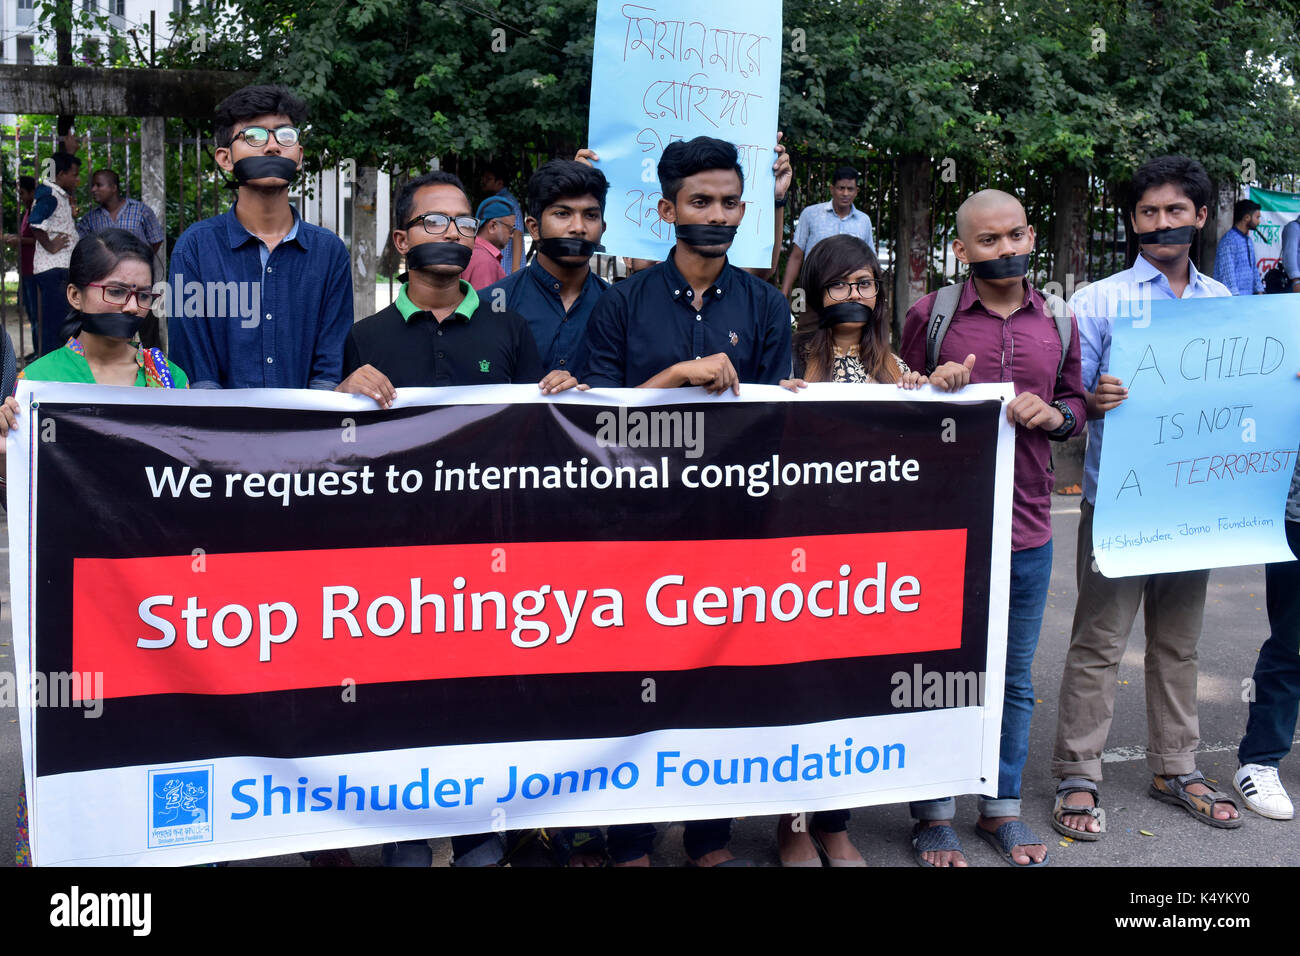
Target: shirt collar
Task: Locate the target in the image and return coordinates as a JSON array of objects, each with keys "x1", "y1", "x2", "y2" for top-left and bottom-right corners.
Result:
[
  {"x1": 958, "y1": 276, "x2": 1038, "y2": 315},
  {"x1": 825, "y1": 201, "x2": 860, "y2": 219},
  {"x1": 528, "y1": 257, "x2": 602, "y2": 297},
  {"x1": 396, "y1": 280, "x2": 479, "y2": 323},
  {"x1": 662, "y1": 247, "x2": 730, "y2": 306},
  {"x1": 1130, "y1": 252, "x2": 1211, "y2": 292},
  {"x1": 224, "y1": 204, "x2": 307, "y2": 251},
  {"x1": 474, "y1": 235, "x2": 503, "y2": 261},
  {"x1": 43, "y1": 181, "x2": 68, "y2": 199}
]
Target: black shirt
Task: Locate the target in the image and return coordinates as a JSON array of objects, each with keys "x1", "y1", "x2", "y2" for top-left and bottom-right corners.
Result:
[
  {"x1": 343, "y1": 281, "x2": 545, "y2": 387},
  {"x1": 583, "y1": 248, "x2": 792, "y2": 387}
]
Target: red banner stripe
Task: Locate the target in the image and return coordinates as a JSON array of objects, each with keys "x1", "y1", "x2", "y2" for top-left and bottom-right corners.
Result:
[{"x1": 71, "y1": 531, "x2": 966, "y2": 699}]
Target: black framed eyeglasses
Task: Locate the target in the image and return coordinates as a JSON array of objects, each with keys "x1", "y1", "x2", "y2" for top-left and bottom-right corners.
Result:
[
  {"x1": 228, "y1": 125, "x2": 301, "y2": 149},
  {"x1": 403, "y1": 212, "x2": 479, "y2": 238},
  {"x1": 85, "y1": 282, "x2": 161, "y2": 309},
  {"x1": 824, "y1": 278, "x2": 879, "y2": 300}
]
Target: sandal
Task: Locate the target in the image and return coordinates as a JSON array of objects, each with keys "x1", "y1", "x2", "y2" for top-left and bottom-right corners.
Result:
[
  {"x1": 1148, "y1": 771, "x2": 1242, "y2": 829},
  {"x1": 1051, "y1": 777, "x2": 1106, "y2": 841},
  {"x1": 974, "y1": 819, "x2": 1050, "y2": 867},
  {"x1": 911, "y1": 822, "x2": 965, "y2": 867}
]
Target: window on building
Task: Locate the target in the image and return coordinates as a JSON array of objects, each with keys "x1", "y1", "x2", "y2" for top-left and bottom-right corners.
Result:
[
  {"x1": 16, "y1": 37, "x2": 34, "y2": 64},
  {"x1": 17, "y1": 0, "x2": 35, "y2": 27},
  {"x1": 111, "y1": 0, "x2": 125, "y2": 15},
  {"x1": 82, "y1": 0, "x2": 96, "y2": 12}
]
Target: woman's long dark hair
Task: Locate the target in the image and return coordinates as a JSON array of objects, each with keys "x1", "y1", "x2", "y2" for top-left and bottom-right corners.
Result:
[
  {"x1": 793, "y1": 234, "x2": 897, "y2": 383},
  {"x1": 60, "y1": 228, "x2": 156, "y2": 340}
]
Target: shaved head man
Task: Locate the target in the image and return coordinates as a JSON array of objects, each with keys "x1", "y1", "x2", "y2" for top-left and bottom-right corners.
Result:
[{"x1": 899, "y1": 188, "x2": 1086, "y2": 868}]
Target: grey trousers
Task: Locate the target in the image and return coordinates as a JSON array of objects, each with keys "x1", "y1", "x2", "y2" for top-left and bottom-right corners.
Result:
[{"x1": 1051, "y1": 500, "x2": 1210, "y2": 781}]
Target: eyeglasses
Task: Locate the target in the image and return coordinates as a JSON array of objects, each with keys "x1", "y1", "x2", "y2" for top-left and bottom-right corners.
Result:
[
  {"x1": 85, "y1": 282, "x2": 160, "y2": 310},
  {"x1": 228, "y1": 125, "x2": 301, "y2": 149},
  {"x1": 403, "y1": 212, "x2": 479, "y2": 238},
  {"x1": 824, "y1": 278, "x2": 879, "y2": 300}
]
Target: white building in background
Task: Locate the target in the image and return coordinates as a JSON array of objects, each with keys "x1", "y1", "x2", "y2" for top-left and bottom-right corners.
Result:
[{"x1": 1, "y1": 0, "x2": 393, "y2": 265}]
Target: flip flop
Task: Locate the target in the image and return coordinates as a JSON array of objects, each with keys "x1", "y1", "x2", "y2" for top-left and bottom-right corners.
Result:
[
  {"x1": 911, "y1": 822, "x2": 965, "y2": 867},
  {"x1": 973, "y1": 820, "x2": 1050, "y2": 867}
]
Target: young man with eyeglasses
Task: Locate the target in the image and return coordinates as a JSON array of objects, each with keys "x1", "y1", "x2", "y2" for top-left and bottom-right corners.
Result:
[
  {"x1": 338, "y1": 171, "x2": 579, "y2": 405},
  {"x1": 167, "y1": 84, "x2": 354, "y2": 390}
]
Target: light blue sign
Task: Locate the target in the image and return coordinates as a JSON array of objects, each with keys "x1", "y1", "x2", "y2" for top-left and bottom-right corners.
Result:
[
  {"x1": 587, "y1": 0, "x2": 781, "y2": 268},
  {"x1": 1094, "y1": 295, "x2": 1300, "y2": 576}
]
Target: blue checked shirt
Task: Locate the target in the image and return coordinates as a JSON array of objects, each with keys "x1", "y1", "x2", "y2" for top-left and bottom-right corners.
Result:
[
  {"x1": 76, "y1": 198, "x2": 166, "y2": 246},
  {"x1": 1212, "y1": 226, "x2": 1263, "y2": 295},
  {"x1": 791, "y1": 201, "x2": 875, "y2": 254}
]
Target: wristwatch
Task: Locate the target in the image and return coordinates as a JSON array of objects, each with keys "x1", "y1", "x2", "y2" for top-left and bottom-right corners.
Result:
[{"x1": 1048, "y1": 400, "x2": 1075, "y2": 440}]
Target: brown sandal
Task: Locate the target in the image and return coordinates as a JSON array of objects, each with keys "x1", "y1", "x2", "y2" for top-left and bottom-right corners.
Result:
[
  {"x1": 1149, "y1": 771, "x2": 1242, "y2": 829},
  {"x1": 1052, "y1": 778, "x2": 1106, "y2": 841}
]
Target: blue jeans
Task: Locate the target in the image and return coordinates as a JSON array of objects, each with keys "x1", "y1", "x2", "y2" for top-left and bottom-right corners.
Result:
[
  {"x1": 912, "y1": 539, "x2": 1053, "y2": 821},
  {"x1": 1238, "y1": 520, "x2": 1300, "y2": 768}
]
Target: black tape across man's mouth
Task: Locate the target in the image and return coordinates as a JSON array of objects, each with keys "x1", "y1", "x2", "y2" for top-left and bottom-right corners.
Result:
[
  {"x1": 405, "y1": 241, "x2": 474, "y2": 272},
  {"x1": 675, "y1": 223, "x2": 738, "y2": 255},
  {"x1": 537, "y1": 237, "x2": 605, "y2": 259},
  {"x1": 230, "y1": 156, "x2": 299, "y2": 186},
  {"x1": 1137, "y1": 225, "x2": 1197, "y2": 245},
  {"x1": 818, "y1": 302, "x2": 873, "y2": 329},
  {"x1": 76, "y1": 311, "x2": 146, "y2": 339},
  {"x1": 969, "y1": 254, "x2": 1030, "y2": 280}
]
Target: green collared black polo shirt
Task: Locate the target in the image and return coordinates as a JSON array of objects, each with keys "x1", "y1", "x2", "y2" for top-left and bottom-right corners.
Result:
[{"x1": 343, "y1": 281, "x2": 545, "y2": 386}]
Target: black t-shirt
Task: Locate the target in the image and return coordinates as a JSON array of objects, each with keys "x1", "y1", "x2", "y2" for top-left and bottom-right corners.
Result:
[{"x1": 343, "y1": 289, "x2": 545, "y2": 387}]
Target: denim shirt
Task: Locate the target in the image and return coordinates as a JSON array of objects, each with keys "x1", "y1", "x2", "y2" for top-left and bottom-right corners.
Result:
[{"x1": 168, "y1": 206, "x2": 354, "y2": 390}]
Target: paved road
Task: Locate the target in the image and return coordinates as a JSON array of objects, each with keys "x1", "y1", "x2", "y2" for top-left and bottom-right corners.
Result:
[{"x1": 3, "y1": 498, "x2": 1297, "y2": 867}]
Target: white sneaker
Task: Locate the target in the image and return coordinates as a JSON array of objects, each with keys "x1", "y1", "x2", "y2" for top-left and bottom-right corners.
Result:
[{"x1": 1234, "y1": 764, "x2": 1294, "y2": 820}]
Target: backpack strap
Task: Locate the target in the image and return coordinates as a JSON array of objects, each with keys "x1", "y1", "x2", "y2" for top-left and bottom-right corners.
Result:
[
  {"x1": 1042, "y1": 291, "x2": 1071, "y2": 382},
  {"x1": 925, "y1": 283, "x2": 965, "y2": 375}
]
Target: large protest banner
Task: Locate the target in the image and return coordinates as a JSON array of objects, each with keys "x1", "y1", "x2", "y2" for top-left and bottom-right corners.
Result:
[
  {"x1": 587, "y1": 0, "x2": 780, "y2": 267},
  {"x1": 1093, "y1": 296, "x2": 1300, "y2": 577},
  {"x1": 1250, "y1": 186, "x2": 1300, "y2": 281},
  {"x1": 11, "y1": 382, "x2": 1012, "y2": 866}
]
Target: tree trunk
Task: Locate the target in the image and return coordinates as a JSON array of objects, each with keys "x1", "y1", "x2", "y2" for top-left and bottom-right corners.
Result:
[
  {"x1": 1051, "y1": 166, "x2": 1088, "y2": 289},
  {"x1": 1201, "y1": 180, "x2": 1237, "y2": 276},
  {"x1": 893, "y1": 153, "x2": 931, "y2": 340},
  {"x1": 351, "y1": 164, "x2": 380, "y2": 324}
]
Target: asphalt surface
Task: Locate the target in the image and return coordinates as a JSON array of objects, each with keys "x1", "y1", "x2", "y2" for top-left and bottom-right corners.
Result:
[{"x1": 2, "y1": 497, "x2": 1296, "y2": 868}]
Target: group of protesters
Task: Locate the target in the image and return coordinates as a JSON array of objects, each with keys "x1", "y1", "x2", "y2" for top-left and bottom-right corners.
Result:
[{"x1": 5, "y1": 81, "x2": 1299, "y2": 868}]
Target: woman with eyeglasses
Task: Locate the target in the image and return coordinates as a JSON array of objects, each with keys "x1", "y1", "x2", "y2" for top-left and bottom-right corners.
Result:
[
  {"x1": 17, "y1": 228, "x2": 187, "y2": 389},
  {"x1": 6, "y1": 228, "x2": 185, "y2": 865},
  {"x1": 775, "y1": 235, "x2": 972, "y2": 866},
  {"x1": 782, "y1": 234, "x2": 924, "y2": 389}
]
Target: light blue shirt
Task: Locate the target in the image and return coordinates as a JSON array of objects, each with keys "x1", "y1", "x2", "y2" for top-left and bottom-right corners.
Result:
[
  {"x1": 792, "y1": 201, "x2": 874, "y2": 254},
  {"x1": 258, "y1": 208, "x2": 301, "y2": 270},
  {"x1": 1070, "y1": 254, "x2": 1231, "y2": 504}
]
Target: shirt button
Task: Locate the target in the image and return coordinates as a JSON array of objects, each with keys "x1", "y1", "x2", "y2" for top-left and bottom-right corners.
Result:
[
  {"x1": 695, "y1": 355, "x2": 701, "y2": 359},
  {"x1": 436, "y1": 351, "x2": 444, "y2": 358},
  {"x1": 696, "y1": 314, "x2": 702, "y2": 321},
  {"x1": 265, "y1": 313, "x2": 272, "y2": 321},
  {"x1": 673, "y1": 289, "x2": 681, "y2": 297},
  {"x1": 266, "y1": 356, "x2": 273, "y2": 364},
  {"x1": 266, "y1": 267, "x2": 273, "y2": 274},
  {"x1": 558, "y1": 359, "x2": 566, "y2": 366},
  {"x1": 437, "y1": 329, "x2": 443, "y2": 336}
]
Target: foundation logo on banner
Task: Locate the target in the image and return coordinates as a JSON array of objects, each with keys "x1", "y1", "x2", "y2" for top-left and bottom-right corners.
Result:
[{"x1": 147, "y1": 765, "x2": 214, "y2": 848}]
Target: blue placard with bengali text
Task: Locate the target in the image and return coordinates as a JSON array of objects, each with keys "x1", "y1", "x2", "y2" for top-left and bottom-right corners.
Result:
[
  {"x1": 587, "y1": 0, "x2": 781, "y2": 268},
  {"x1": 1093, "y1": 295, "x2": 1300, "y2": 576}
]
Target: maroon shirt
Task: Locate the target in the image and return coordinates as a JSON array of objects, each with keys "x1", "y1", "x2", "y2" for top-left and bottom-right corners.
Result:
[{"x1": 900, "y1": 279, "x2": 1086, "y2": 551}]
